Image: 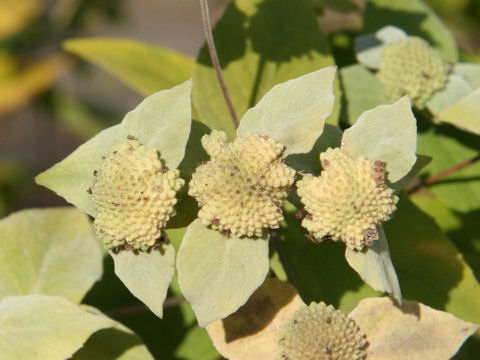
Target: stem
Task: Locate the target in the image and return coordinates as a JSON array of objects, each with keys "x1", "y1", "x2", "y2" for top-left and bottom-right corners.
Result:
[
  {"x1": 271, "y1": 230, "x2": 297, "y2": 287},
  {"x1": 199, "y1": 0, "x2": 239, "y2": 128},
  {"x1": 407, "y1": 154, "x2": 480, "y2": 194},
  {"x1": 105, "y1": 297, "x2": 184, "y2": 318}
]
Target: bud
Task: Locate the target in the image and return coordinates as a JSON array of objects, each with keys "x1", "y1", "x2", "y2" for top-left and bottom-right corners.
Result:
[
  {"x1": 297, "y1": 148, "x2": 398, "y2": 251},
  {"x1": 91, "y1": 138, "x2": 184, "y2": 250},
  {"x1": 377, "y1": 37, "x2": 449, "y2": 108},
  {"x1": 278, "y1": 302, "x2": 367, "y2": 360},
  {"x1": 189, "y1": 130, "x2": 296, "y2": 238}
]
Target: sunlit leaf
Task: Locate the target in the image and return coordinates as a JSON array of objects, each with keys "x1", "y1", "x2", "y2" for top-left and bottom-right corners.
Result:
[
  {"x1": 193, "y1": 0, "x2": 337, "y2": 138},
  {"x1": 436, "y1": 87, "x2": 480, "y2": 135},
  {"x1": 237, "y1": 66, "x2": 336, "y2": 155},
  {"x1": 0, "y1": 295, "x2": 113, "y2": 360},
  {"x1": 206, "y1": 279, "x2": 304, "y2": 360},
  {"x1": 363, "y1": 0, "x2": 458, "y2": 62},
  {"x1": 345, "y1": 227, "x2": 401, "y2": 302},
  {"x1": 0, "y1": 0, "x2": 40, "y2": 40},
  {"x1": 0, "y1": 54, "x2": 71, "y2": 115},
  {"x1": 0, "y1": 208, "x2": 102, "y2": 303},
  {"x1": 177, "y1": 220, "x2": 269, "y2": 327},
  {"x1": 350, "y1": 297, "x2": 479, "y2": 360},
  {"x1": 342, "y1": 96, "x2": 417, "y2": 183},
  {"x1": 426, "y1": 74, "x2": 473, "y2": 115},
  {"x1": 355, "y1": 26, "x2": 407, "y2": 69},
  {"x1": 340, "y1": 64, "x2": 390, "y2": 124},
  {"x1": 454, "y1": 63, "x2": 480, "y2": 88},
  {"x1": 36, "y1": 81, "x2": 192, "y2": 217},
  {"x1": 64, "y1": 38, "x2": 193, "y2": 96}
]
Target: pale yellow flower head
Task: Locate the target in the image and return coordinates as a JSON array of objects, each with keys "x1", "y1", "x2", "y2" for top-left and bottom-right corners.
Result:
[
  {"x1": 188, "y1": 130, "x2": 295, "y2": 238},
  {"x1": 297, "y1": 147, "x2": 398, "y2": 251},
  {"x1": 277, "y1": 302, "x2": 367, "y2": 360},
  {"x1": 377, "y1": 36, "x2": 449, "y2": 108},
  {"x1": 91, "y1": 138, "x2": 184, "y2": 250}
]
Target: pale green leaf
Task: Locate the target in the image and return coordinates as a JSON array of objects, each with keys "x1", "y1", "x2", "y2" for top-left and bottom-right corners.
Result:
[
  {"x1": 345, "y1": 226, "x2": 402, "y2": 303},
  {"x1": 177, "y1": 219, "x2": 270, "y2": 327},
  {"x1": 64, "y1": 38, "x2": 193, "y2": 96},
  {"x1": 192, "y1": 0, "x2": 337, "y2": 138},
  {"x1": 350, "y1": 297, "x2": 479, "y2": 360},
  {"x1": 174, "y1": 326, "x2": 221, "y2": 360},
  {"x1": 0, "y1": 295, "x2": 113, "y2": 360},
  {"x1": 73, "y1": 305, "x2": 154, "y2": 360},
  {"x1": 36, "y1": 82, "x2": 192, "y2": 217},
  {"x1": 363, "y1": 0, "x2": 458, "y2": 62},
  {"x1": 110, "y1": 244, "x2": 175, "y2": 319},
  {"x1": 237, "y1": 67, "x2": 336, "y2": 155},
  {"x1": 342, "y1": 96, "x2": 417, "y2": 183},
  {"x1": 206, "y1": 279, "x2": 305, "y2": 360},
  {"x1": 340, "y1": 64, "x2": 390, "y2": 124},
  {"x1": 355, "y1": 26, "x2": 407, "y2": 69},
  {"x1": 454, "y1": 63, "x2": 480, "y2": 88},
  {"x1": 436, "y1": 87, "x2": 480, "y2": 135},
  {"x1": 426, "y1": 74, "x2": 473, "y2": 115},
  {"x1": 391, "y1": 154, "x2": 431, "y2": 190},
  {"x1": 0, "y1": 208, "x2": 102, "y2": 303}
]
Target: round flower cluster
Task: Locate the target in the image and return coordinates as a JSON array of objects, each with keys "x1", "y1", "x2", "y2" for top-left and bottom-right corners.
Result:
[
  {"x1": 91, "y1": 138, "x2": 184, "y2": 250},
  {"x1": 189, "y1": 130, "x2": 295, "y2": 238},
  {"x1": 277, "y1": 302, "x2": 367, "y2": 360},
  {"x1": 297, "y1": 148, "x2": 398, "y2": 251},
  {"x1": 377, "y1": 36, "x2": 450, "y2": 108}
]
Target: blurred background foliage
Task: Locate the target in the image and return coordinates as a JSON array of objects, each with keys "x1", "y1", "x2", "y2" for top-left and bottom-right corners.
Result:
[{"x1": 0, "y1": 0, "x2": 479, "y2": 359}]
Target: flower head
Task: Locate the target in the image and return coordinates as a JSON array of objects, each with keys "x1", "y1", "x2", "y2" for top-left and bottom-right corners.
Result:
[
  {"x1": 297, "y1": 147, "x2": 398, "y2": 250},
  {"x1": 376, "y1": 36, "x2": 450, "y2": 108},
  {"x1": 91, "y1": 138, "x2": 184, "y2": 250},
  {"x1": 188, "y1": 130, "x2": 295, "y2": 237},
  {"x1": 277, "y1": 301, "x2": 367, "y2": 360}
]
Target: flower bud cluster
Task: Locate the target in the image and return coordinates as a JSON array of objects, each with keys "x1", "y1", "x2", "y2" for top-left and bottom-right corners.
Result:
[
  {"x1": 277, "y1": 302, "x2": 367, "y2": 360},
  {"x1": 189, "y1": 130, "x2": 295, "y2": 238},
  {"x1": 91, "y1": 138, "x2": 184, "y2": 250},
  {"x1": 377, "y1": 37, "x2": 450, "y2": 108},
  {"x1": 297, "y1": 148, "x2": 398, "y2": 251}
]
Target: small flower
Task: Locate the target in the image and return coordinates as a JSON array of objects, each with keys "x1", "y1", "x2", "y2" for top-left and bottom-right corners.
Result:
[
  {"x1": 278, "y1": 302, "x2": 367, "y2": 360},
  {"x1": 297, "y1": 147, "x2": 398, "y2": 251},
  {"x1": 376, "y1": 36, "x2": 450, "y2": 108},
  {"x1": 188, "y1": 130, "x2": 296, "y2": 238},
  {"x1": 91, "y1": 138, "x2": 184, "y2": 250}
]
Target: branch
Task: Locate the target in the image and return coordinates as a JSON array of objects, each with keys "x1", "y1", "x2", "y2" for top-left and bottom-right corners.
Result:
[
  {"x1": 199, "y1": 0, "x2": 239, "y2": 128},
  {"x1": 407, "y1": 154, "x2": 480, "y2": 194},
  {"x1": 105, "y1": 297, "x2": 185, "y2": 318},
  {"x1": 271, "y1": 230, "x2": 297, "y2": 287}
]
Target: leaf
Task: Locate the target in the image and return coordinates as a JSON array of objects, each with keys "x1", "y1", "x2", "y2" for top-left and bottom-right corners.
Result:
[
  {"x1": 341, "y1": 96, "x2": 417, "y2": 183},
  {"x1": 206, "y1": 279, "x2": 305, "y2": 360},
  {"x1": 110, "y1": 245, "x2": 175, "y2": 318},
  {"x1": 391, "y1": 154, "x2": 431, "y2": 190},
  {"x1": 0, "y1": 54, "x2": 71, "y2": 115},
  {"x1": 35, "y1": 81, "x2": 192, "y2": 217},
  {"x1": 426, "y1": 73, "x2": 473, "y2": 115},
  {"x1": 0, "y1": 208, "x2": 102, "y2": 303},
  {"x1": 340, "y1": 64, "x2": 390, "y2": 124},
  {"x1": 416, "y1": 123, "x2": 480, "y2": 213},
  {"x1": 192, "y1": 0, "x2": 337, "y2": 138},
  {"x1": 64, "y1": 38, "x2": 193, "y2": 96},
  {"x1": 237, "y1": 67, "x2": 335, "y2": 154},
  {"x1": 177, "y1": 219, "x2": 270, "y2": 327},
  {"x1": 355, "y1": 26, "x2": 407, "y2": 69},
  {"x1": 350, "y1": 297, "x2": 479, "y2": 360},
  {"x1": 0, "y1": 0, "x2": 40, "y2": 40},
  {"x1": 436, "y1": 87, "x2": 480, "y2": 135},
  {"x1": 384, "y1": 196, "x2": 480, "y2": 324},
  {"x1": 174, "y1": 326, "x2": 222, "y2": 360},
  {"x1": 345, "y1": 226, "x2": 402, "y2": 303},
  {"x1": 0, "y1": 295, "x2": 113, "y2": 360},
  {"x1": 73, "y1": 306, "x2": 154, "y2": 360},
  {"x1": 363, "y1": 0, "x2": 458, "y2": 62},
  {"x1": 454, "y1": 63, "x2": 480, "y2": 89}
]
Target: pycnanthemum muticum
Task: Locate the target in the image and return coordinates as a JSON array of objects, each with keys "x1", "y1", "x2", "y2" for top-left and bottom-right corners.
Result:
[
  {"x1": 188, "y1": 130, "x2": 295, "y2": 238},
  {"x1": 377, "y1": 36, "x2": 450, "y2": 108},
  {"x1": 277, "y1": 301, "x2": 367, "y2": 360},
  {"x1": 91, "y1": 138, "x2": 184, "y2": 250},
  {"x1": 297, "y1": 147, "x2": 398, "y2": 251}
]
